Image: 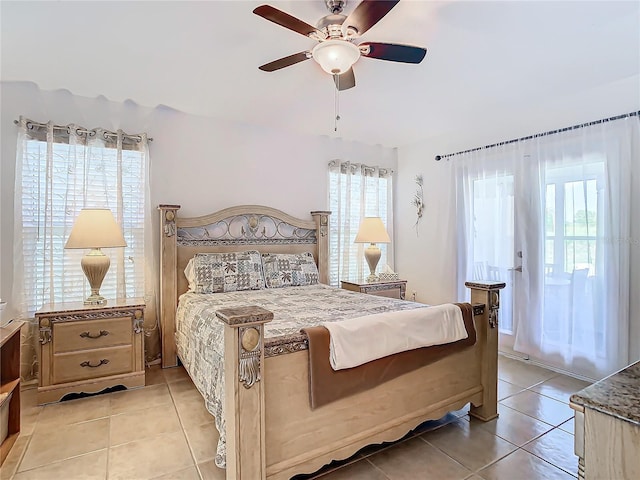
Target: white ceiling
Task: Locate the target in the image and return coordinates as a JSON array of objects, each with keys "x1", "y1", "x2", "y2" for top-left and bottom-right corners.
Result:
[{"x1": 1, "y1": 0, "x2": 639, "y2": 148}]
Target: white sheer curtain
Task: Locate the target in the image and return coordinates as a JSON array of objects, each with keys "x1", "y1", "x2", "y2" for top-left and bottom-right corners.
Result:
[
  {"x1": 13, "y1": 117, "x2": 159, "y2": 377},
  {"x1": 328, "y1": 160, "x2": 394, "y2": 286},
  {"x1": 456, "y1": 115, "x2": 637, "y2": 380},
  {"x1": 455, "y1": 145, "x2": 521, "y2": 335}
]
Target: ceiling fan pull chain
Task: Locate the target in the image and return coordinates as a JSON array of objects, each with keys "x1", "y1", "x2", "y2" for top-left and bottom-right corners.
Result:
[{"x1": 334, "y1": 74, "x2": 341, "y2": 132}]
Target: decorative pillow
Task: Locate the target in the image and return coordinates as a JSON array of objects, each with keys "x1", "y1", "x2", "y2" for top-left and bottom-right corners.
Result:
[
  {"x1": 192, "y1": 251, "x2": 265, "y2": 294},
  {"x1": 261, "y1": 252, "x2": 319, "y2": 288}
]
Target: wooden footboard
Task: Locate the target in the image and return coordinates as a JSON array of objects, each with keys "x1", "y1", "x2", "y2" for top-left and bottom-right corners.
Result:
[{"x1": 221, "y1": 282, "x2": 503, "y2": 480}]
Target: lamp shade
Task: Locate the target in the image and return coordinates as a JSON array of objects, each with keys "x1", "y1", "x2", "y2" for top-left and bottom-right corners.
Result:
[
  {"x1": 354, "y1": 217, "x2": 391, "y2": 244},
  {"x1": 312, "y1": 39, "x2": 360, "y2": 75},
  {"x1": 65, "y1": 208, "x2": 127, "y2": 249}
]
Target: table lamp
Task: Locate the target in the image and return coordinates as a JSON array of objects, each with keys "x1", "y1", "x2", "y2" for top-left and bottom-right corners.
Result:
[
  {"x1": 354, "y1": 217, "x2": 391, "y2": 283},
  {"x1": 65, "y1": 208, "x2": 127, "y2": 305}
]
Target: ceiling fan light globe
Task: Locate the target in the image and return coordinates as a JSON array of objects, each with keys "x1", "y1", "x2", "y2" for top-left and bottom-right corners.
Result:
[{"x1": 312, "y1": 39, "x2": 360, "y2": 75}]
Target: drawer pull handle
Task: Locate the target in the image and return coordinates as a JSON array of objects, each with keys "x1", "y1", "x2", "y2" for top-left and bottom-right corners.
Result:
[
  {"x1": 80, "y1": 359, "x2": 110, "y2": 368},
  {"x1": 80, "y1": 330, "x2": 110, "y2": 339}
]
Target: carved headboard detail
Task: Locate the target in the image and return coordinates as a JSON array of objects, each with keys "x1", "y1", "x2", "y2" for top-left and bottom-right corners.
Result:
[{"x1": 177, "y1": 214, "x2": 318, "y2": 246}]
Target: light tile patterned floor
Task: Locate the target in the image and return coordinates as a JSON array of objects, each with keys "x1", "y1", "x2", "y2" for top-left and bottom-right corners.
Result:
[{"x1": 1, "y1": 355, "x2": 590, "y2": 480}]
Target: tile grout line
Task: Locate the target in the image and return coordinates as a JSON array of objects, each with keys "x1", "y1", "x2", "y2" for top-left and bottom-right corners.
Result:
[
  {"x1": 105, "y1": 412, "x2": 111, "y2": 480},
  {"x1": 164, "y1": 373, "x2": 204, "y2": 479},
  {"x1": 520, "y1": 426, "x2": 579, "y2": 478},
  {"x1": 362, "y1": 455, "x2": 393, "y2": 479},
  {"x1": 10, "y1": 390, "x2": 42, "y2": 477},
  {"x1": 416, "y1": 431, "x2": 475, "y2": 475},
  {"x1": 497, "y1": 401, "x2": 563, "y2": 429},
  {"x1": 5, "y1": 432, "x2": 34, "y2": 478}
]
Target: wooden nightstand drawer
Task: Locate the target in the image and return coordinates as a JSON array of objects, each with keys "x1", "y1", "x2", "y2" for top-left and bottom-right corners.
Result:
[
  {"x1": 53, "y1": 317, "x2": 132, "y2": 353},
  {"x1": 52, "y1": 345, "x2": 133, "y2": 384},
  {"x1": 369, "y1": 287, "x2": 403, "y2": 299},
  {"x1": 341, "y1": 279, "x2": 407, "y2": 300},
  {"x1": 36, "y1": 299, "x2": 145, "y2": 404}
]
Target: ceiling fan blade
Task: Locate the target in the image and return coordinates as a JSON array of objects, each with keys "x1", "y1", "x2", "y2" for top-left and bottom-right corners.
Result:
[
  {"x1": 360, "y1": 42, "x2": 427, "y2": 63},
  {"x1": 333, "y1": 68, "x2": 356, "y2": 91},
  {"x1": 258, "y1": 52, "x2": 311, "y2": 72},
  {"x1": 342, "y1": 0, "x2": 400, "y2": 37},
  {"x1": 253, "y1": 5, "x2": 325, "y2": 40}
]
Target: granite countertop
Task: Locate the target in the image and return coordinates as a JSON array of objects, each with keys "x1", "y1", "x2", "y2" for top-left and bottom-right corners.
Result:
[{"x1": 570, "y1": 361, "x2": 640, "y2": 425}]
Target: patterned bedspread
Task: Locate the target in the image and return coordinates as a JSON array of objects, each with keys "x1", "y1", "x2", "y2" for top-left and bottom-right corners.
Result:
[{"x1": 175, "y1": 283, "x2": 424, "y2": 468}]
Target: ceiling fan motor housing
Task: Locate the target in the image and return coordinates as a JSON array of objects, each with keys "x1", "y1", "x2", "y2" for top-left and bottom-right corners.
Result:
[{"x1": 317, "y1": 14, "x2": 347, "y2": 39}]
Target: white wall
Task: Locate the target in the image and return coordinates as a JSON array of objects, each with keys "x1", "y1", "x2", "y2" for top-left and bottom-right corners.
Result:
[
  {"x1": 396, "y1": 75, "x2": 640, "y2": 362},
  {"x1": 0, "y1": 81, "x2": 397, "y2": 313}
]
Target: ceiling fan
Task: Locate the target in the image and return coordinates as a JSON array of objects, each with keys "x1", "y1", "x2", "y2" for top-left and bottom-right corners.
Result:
[{"x1": 253, "y1": 0, "x2": 427, "y2": 90}]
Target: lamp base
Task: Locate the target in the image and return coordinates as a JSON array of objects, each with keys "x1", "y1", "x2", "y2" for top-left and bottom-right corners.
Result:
[
  {"x1": 81, "y1": 248, "x2": 110, "y2": 306},
  {"x1": 84, "y1": 294, "x2": 107, "y2": 306},
  {"x1": 363, "y1": 243, "x2": 382, "y2": 284},
  {"x1": 365, "y1": 273, "x2": 380, "y2": 283}
]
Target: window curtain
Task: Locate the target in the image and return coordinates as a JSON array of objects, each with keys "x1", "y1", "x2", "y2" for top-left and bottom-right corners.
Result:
[
  {"x1": 328, "y1": 160, "x2": 394, "y2": 286},
  {"x1": 13, "y1": 117, "x2": 159, "y2": 380},
  {"x1": 455, "y1": 115, "x2": 637, "y2": 380},
  {"x1": 455, "y1": 144, "x2": 519, "y2": 336}
]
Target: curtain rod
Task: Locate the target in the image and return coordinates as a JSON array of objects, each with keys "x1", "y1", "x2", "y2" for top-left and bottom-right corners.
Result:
[
  {"x1": 328, "y1": 159, "x2": 394, "y2": 175},
  {"x1": 13, "y1": 119, "x2": 153, "y2": 142},
  {"x1": 434, "y1": 110, "x2": 639, "y2": 161}
]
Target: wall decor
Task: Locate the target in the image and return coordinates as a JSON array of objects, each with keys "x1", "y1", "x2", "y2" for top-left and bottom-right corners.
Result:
[{"x1": 411, "y1": 174, "x2": 424, "y2": 236}]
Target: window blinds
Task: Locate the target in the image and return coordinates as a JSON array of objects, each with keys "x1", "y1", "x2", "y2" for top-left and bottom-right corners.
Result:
[{"x1": 328, "y1": 161, "x2": 393, "y2": 286}]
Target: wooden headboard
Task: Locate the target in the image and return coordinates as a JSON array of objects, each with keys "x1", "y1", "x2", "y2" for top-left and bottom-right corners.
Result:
[{"x1": 158, "y1": 205, "x2": 331, "y2": 367}]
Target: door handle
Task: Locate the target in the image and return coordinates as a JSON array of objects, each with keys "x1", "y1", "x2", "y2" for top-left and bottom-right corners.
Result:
[{"x1": 509, "y1": 266, "x2": 523, "y2": 272}]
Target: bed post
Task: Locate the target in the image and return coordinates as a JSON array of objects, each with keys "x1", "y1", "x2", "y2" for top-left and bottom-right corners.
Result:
[
  {"x1": 466, "y1": 280, "x2": 505, "y2": 421},
  {"x1": 158, "y1": 204, "x2": 180, "y2": 368},
  {"x1": 310, "y1": 211, "x2": 330, "y2": 285},
  {"x1": 217, "y1": 306, "x2": 274, "y2": 480}
]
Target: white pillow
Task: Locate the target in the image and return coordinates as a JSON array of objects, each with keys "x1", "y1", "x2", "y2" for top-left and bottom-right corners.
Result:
[{"x1": 184, "y1": 258, "x2": 196, "y2": 292}]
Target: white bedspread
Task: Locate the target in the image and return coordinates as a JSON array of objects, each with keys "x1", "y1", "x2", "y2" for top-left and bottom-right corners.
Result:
[{"x1": 322, "y1": 303, "x2": 468, "y2": 370}]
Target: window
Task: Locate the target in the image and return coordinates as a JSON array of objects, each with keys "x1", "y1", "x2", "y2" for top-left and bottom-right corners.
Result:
[
  {"x1": 15, "y1": 120, "x2": 150, "y2": 316},
  {"x1": 543, "y1": 160, "x2": 603, "y2": 350},
  {"x1": 545, "y1": 167, "x2": 602, "y2": 277},
  {"x1": 327, "y1": 161, "x2": 393, "y2": 286}
]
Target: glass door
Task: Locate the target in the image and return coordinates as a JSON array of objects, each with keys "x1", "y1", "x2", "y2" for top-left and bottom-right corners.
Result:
[
  {"x1": 467, "y1": 172, "x2": 517, "y2": 351},
  {"x1": 461, "y1": 151, "x2": 611, "y2": 371}
]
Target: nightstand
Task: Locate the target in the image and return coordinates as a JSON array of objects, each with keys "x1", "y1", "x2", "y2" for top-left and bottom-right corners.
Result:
[
  {"x1": 36, "y1": 299, "x2": 145, "y2": 404},
  {"x1": 341, "y1": 279, "x2": 407, "y2": 300}
]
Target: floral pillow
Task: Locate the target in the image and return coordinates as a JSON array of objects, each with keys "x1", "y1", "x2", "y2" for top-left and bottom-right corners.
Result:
[
  {"x1": 192, "y1": 251, "x2": 265, "y2": 294},
  {"x1": 261, "y1": 252, "x2": 319, "y2": 288}
]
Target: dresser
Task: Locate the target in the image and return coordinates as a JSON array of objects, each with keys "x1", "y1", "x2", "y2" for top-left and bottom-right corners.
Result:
[
  {"x1": 36, "y1": 299, "x2": 145, "y2": 404},
  {"x1": 341, "y1": 279, "x2": 407, "y2": 300},
  {"x1": 1, "y1": 321, "x2": 23, "y2": 466},
  {"x1": 570, "y1": 361, "x2": 640, "y2": 479}
]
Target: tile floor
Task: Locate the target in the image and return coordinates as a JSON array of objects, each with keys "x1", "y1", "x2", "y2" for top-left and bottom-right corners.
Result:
[{"x1": 0, "y1": 355, "x2": 591, "y2": 480}]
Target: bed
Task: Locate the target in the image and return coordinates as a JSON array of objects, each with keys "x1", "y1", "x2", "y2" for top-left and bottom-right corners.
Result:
[{"x1": 158, "y1": 204, "x2": 505, "y2": 480}]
